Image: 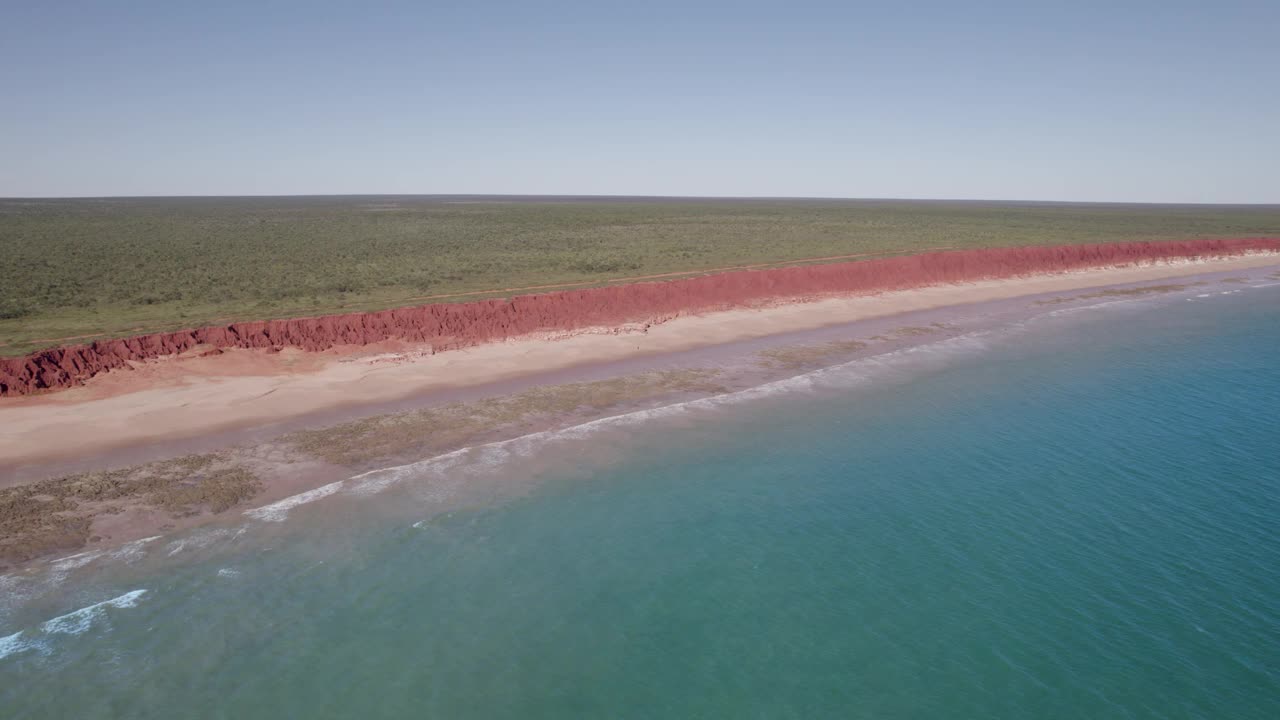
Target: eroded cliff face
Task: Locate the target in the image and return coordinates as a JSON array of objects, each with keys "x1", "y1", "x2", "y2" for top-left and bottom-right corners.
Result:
[{"x1": 3, "y1": 238, "x2": 1277, "y2": 397}]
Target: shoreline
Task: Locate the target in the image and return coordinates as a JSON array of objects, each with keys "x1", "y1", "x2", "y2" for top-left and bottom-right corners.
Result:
[
  {"x1": 1, "y1": 256, "x2": 1279, "y2": 569},
  {"x1": 5, "y1": 238, "x2": 1278, "y2": 398},
  {"x1": 3, "y1": 253, "x2": 1278, "y2": 473}
]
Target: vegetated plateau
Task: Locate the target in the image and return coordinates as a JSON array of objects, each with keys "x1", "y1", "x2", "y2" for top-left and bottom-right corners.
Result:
[{"x1": 3, "y1": 195, "x2": 1280, "y2": 356}]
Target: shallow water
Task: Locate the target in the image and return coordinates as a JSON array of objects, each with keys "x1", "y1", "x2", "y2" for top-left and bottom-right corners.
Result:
[{"x1": 2, "y1": 279, "x2": 1279, "y2": 718}]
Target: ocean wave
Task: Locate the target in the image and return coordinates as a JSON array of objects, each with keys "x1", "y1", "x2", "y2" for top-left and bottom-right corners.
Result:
[
  {"x1": 0, "y1": 573, "x2": 32, "y2": 614},
  {"x1": 1043, "y1": 284, "x2": 1220, "y2": 318},
  {"x1": 0, "y1": 589, "x2": 149, "y2": 662},
  {"x1": 244, "y1": 480, "x2": 346, "y2": 522},
  {"x1": 1, "y1": 537, "x2": 161, "y2": 627},
  {"x1": 0, "y1": 631, "x2": 36, "y2": 661},
  {"x1": 110, "y1": 536, "x2": 162, "y2": 563},
  {"x1": 166, "y1": 527, "x2": 243, "y2": 556},
  {"x1": 41, "y1": 589, "x2": 148, "y2": 636},
  {"x1": 239, "y1": 276, "x2": 1276, "y2": 523},
  {"x1": 48, "y1": 549, "x2": 105, "y2": 573},
  {"x1": 243, "y1": 329, "x2": 998, "y2": 521},
  {"x1": 42, "y1": 549, "x2": 116, "y2": 592}
]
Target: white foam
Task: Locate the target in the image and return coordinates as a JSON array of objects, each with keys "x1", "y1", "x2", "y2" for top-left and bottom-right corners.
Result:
[
  {"x1": 0, "y1": 630, "x2": 38, "y2": 661},
  {"x1": 0, "y1": 573, "x2": 26, "y2": 600},
  {"x1": 244, "y1": 480, "x2": 346, "y2": 522},
  {"x1": 243, "y1": 329, "x2": 999, "y2": 519},
  {"x1": 335, "y1": 330, "x2": 995, "y2": 499},
  {"x1": 40, "y1": 589, "x2": 148, "y2": 636},
  {"x1": 1046, "y1": 296, "x2": 1157, "y2": 318},
  {"x1": 1, "y1": 537, "x2": 160, "y2": 628},
  {"x1": 166, "y1": 528, "x2": 237, "y2": 556},
  {"x1": 30, "y1": 549, "x2": 110, "y2": 598},
  {"x1": 216, "y1": 568, "x2": 240, "y2": 578},
  {"x1": 48, "y1": 549, "x2": 104, "y2": 572},
  {"x1": 109, "y1": 535, "x2": 162, "y2": 563},
  {"x1": 1, "y1": 590, "x2": 149, "y2": 661}
]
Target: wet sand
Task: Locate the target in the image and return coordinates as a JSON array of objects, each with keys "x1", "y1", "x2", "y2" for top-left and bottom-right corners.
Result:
[{"x1": 2, "y1": 257, "x2": 1278, "y2": 568}]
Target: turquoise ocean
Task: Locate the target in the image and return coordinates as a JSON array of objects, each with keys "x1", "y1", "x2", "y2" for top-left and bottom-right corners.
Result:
[{"x1": 3, "y1": 278, "x2": 1279, "y2": 718}]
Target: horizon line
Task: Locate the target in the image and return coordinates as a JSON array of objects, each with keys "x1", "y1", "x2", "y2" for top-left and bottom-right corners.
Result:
[{"x1": 2, "y1": 193, "x2": 1278, "y2": 208}]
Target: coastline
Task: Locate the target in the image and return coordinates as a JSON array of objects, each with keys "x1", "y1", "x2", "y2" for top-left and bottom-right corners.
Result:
[
  {"x1": 3, "y1": 253, "x2": 1277, "y2": 470},
  {"x1": 6, "y1": 238, "x2": 1278, "y2": 398},
  {"x1": 2, "y1": 255, "x2": 1278, "y2": 568}
]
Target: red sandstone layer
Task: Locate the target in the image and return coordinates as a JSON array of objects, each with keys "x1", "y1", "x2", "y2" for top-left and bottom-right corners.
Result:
[{"x1": 3, "y1": 238, "x2": 1278, "y2": 397}]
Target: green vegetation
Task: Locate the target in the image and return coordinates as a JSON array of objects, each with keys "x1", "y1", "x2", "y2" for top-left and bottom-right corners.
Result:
[{"x1": 3, "y1": 196, "x2": 1279, "y2": 355}]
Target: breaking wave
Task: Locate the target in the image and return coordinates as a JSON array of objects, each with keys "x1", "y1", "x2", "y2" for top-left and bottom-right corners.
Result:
[
  {"x1": 240, "y1": 330, "x2": 998, "y2": 522},
  {"x1": 0, "y1": 589, "x2": 148, "y2": 662}
]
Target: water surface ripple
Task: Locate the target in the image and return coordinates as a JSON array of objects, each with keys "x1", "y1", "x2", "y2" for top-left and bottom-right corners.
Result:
[{"x1": 2, "y1": 282, "x2": 1279, "y2": 719}]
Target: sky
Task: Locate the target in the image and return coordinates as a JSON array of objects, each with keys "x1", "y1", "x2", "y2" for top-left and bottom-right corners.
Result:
[{"x1": 2, "y1": 0, "x2": 1277, "y2": 202}]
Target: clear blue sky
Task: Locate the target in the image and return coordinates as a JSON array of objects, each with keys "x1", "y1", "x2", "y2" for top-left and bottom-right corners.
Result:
[{"x1": 2, "y1": 0, "x2": 1276, "y2": 201}]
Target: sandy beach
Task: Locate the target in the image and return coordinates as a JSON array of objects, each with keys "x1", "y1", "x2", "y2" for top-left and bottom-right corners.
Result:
[
  {"x1": 3, "y1": 253, "x2": 1278, "y2": 472},
  {"x1": 1, "y1": 254, "x2": 1278, "y2": 569}
]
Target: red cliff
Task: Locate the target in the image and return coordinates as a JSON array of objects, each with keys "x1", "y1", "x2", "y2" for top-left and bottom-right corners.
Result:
[{"x1": 3, "y1": 238, "x2": 1277, "y2": 397}]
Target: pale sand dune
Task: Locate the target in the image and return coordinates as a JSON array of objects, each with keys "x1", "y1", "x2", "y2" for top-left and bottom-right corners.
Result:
[{"x1": 2, "y1": 254, "x2": 1277, "y2": 469}]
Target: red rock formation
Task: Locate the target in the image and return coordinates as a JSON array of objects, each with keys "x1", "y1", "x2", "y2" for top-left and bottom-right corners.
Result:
[{"x1": 2, "y1": 238, "x2": 1277, "y2": 397}]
